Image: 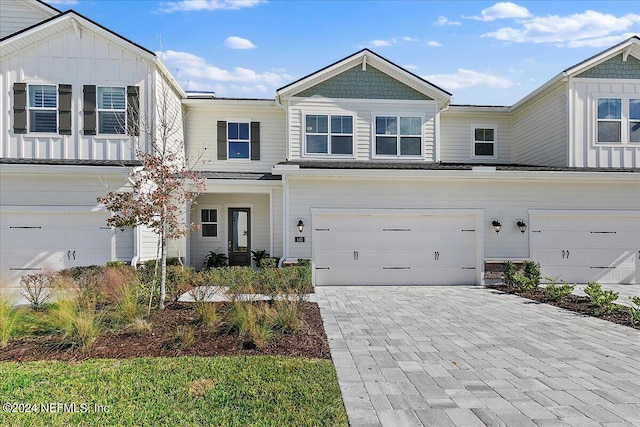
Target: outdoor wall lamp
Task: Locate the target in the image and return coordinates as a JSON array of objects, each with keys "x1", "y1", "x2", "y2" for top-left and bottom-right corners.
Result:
[
  {"x1": 516, "y1": 220, "x2": 527, "y2": 234},
  {"x1": 491, "y1": 219, "x2": 502, "y2": 233},
  {"x1": 297, "y1": 219, "x2": 304, "y2": 233}
]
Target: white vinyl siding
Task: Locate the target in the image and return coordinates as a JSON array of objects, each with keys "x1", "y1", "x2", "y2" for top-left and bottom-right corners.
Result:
[
  {"x1": 186, "y1": 104, "x2": 285, "y2": 173},
  {"x1": 512, "y1": 85, "x2": 568, "y2": 167},
  {"x1": 28, "y1": 84, "x2": 57, "y2": 133},
  {"x1": 569, "y1": 78, "x2": 640, "y2": 168},
  {"x1": 289, "y1": 98, "x2": 437, "y2": 161},
  {"x1": 0, "y1": 0, "x2": 57, "y2": 38},
  {"x1": 439, "y1": 112, "x2": 512, "y2": 163}
]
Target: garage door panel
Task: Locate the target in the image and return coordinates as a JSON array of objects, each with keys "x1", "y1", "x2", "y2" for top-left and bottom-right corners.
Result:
[{"x1": 315, "y1": 266, "x2": 476, "y2": 286}]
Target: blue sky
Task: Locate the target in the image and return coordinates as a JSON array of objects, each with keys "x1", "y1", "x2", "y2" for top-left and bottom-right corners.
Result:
[{"x1": 46, "y1": 0, "x2": 640, "y2": 105}]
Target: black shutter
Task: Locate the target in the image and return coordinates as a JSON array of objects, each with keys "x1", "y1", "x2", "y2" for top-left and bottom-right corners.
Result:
[
  {"x1": 58, "y1": 84, "x2": 72, "y2": 135},
  {"x1": 127, "y1": 86, "x2": 139, "y2": 136},
  {"x1": 250, "y1": 121, "x2": 260, "y2": 160},
  {"x1": 83, "y1": 85, "x2": 96, "y2": 135},
  {"x1": 13, "y1": 83, "x2": 27, "y2": 134},
  {"x1": 217, "y1": 121, "x2": 227, "y2": 160}
]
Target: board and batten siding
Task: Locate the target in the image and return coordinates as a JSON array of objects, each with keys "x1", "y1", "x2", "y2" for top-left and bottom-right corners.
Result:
[
  {"x1": 512, "y1": 85, "x2": 568, "y2": 167},
  {"x1": 186, "y1": 103, "x2": 285, "y2": 173},
  {"x1": 0, "y1": 24, "x2": 162, "y2": 161},
  {"x1": 570, "y1": 78, "x2": 640, "y2": 168},
  {"x1": 189, "y1": 193, "x2": 271, "y2": 269},
  {"x1": 439, "y1": 111, "x2": 513, "y2": 163},
  {"x1": 288, "y1": 98, "x2": 437, "y2": 161},
  {"x1": 284, "y1": 175, "x2": 640, "y2": 261},
  {"x1": 0, "y1": 0, "x2": 57, "y2": 38}
]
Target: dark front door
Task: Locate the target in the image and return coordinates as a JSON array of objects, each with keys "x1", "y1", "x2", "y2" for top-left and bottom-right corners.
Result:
[{"x1": 228, "y1": 208, "x2": 251, "y2": 266}]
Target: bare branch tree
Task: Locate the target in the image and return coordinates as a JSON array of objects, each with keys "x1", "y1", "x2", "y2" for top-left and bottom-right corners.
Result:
[{"x1": 98, "y1": 78, "x2": 205, "y2": 310}]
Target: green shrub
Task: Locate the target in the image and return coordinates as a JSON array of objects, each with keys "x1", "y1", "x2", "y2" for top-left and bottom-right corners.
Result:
[
  {"x1": 523, "y1": 261, "x2": 541, "y2": 286},
  {"x1": 251, "y1": 250, "x2": 269, "y2": 267},
  {"x1": 0, "y1": 295, "x2": 20, "y2": 347},
  {"x1": 281, "y1": 266, "x2": 313, "y2": 298},
  {"x1": 49, "y1": 298, "x2": 103, "y2": 352},
  {"x1": 105, "y1": 261, "x2": 128, "y2": 268},
  {"x1": 503, "y1": 261, "x2": 516, "y2": 288},
  {"x1": 628, "y1": 296, "x2": 640, "y2": 326},
  {"x1": 584, "y1": 281, "x2": 619, "y2": 316},
  {"x1": 544, "y1": 280, "x2": 575, "y2": 301},
  {"x1": 203, "y1": 251, "x2": 228, "y2": 269},
  {"x1": 19, "y1": 273, "x2": 53, "y2": 310},
  {"x1": 114, "y1": 282, "x2": 144, "y2": 323},
  {"x1": 223, "y1": 267, "x2": 259, "y2": 299},
  {"x1": 225, "y1": 302, "x2": 275, "y2": 349},
  {"x1": 296, "y1": 258, "x2": 311, "y2": 267},
  {"x1": 165, "y1": 325, "x2": 195, "y2": 350},
  {"x1": 512, "y1": 273, "x2": 538, "y2": 292},
  {"x1": 273, "y1": 300, "x2": 299, "y2": 333},
  {"x1": 194, "y1": 302, "x2": 220, "y2": 331},
  {"x1": 259, "y1": 257, "x2": 278, "y2": 269}
]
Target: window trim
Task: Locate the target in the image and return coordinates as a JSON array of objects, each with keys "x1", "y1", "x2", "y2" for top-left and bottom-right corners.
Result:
[
  {"x1": 27, "y1": 84, "x2": 58, "y2": 134},
  {"x1": 372, "y1": 114, "x2": 424, "y2": 159},
  {"x1": 199, "y1": 206, "x2": 220, "y2": 240},
  {"x1": 227, "y1": 120, "x2": 251, "y2": 160},
  {"x1": 471, "y1": 125, "x2": 498, "y2": 160},
  {"x1": 303, "y1": 113, "x2": 355, "y2": 158},
  {"x1": 97, "y1": 86, "x2": 127, "y2": 135},
  {"x1": 593, "y1": 95, "x2": 640, "y2": 146}
]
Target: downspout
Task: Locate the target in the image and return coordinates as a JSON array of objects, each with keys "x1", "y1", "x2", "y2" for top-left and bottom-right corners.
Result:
[
  {"x1": 435, "y1": 99, "x2": 451, "y2": 163},
  {"x1": 131, "y1": 226, "x2": 140, "y2": 268},
  {"x1": 275, "y1": 94, "x2": 289, "y2": 161},
  {"x1": 275, "y1": 94, "x2": 290, "y2": 267}
]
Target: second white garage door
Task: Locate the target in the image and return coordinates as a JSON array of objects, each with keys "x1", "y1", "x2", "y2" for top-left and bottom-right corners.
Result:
[{"x1": 312, "y1": 210, "x2": 482, "y2": 286}]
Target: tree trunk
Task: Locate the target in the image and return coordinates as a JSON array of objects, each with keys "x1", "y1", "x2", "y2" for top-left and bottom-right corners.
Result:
[{"x1": 159, "y1": 211, "x2": 168, "y2": 310}]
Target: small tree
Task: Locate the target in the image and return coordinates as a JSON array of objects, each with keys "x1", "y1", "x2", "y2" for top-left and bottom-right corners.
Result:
[{"x1": 98, "y1": 81, "x2": 205, "y2": 309}]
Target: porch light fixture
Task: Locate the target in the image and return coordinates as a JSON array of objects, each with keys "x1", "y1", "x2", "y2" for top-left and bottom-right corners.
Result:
[
  {"x1": 516, "y1": 220, "x2": 527, "y2": 234},
  {"x1": 491, "y1": 219, "x2": 502, "y2": 233},
  {"x1": 297, "y1": 219, "x2": 304, "y2": 233}
]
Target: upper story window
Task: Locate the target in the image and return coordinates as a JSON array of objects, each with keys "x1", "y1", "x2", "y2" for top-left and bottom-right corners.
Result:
[
  {"x1": 28, "y1": 85, "x2": 57, "y2": 133},
  {"x1": 374, "y1": 116, "x2": 422, "y2": 157},
  {"x1": 228, "y1": 122, "x2": 250, "y2": 159},
  {"x1": 200, "y1": 208, "x2": 218, "y2": 238},
  {"x1": 305, "y1": 114, "x2": 353, "y2": 155},
  {"x1": 596, "y1": 97, "x2": 639, "y2": 144},
  {"x1": 473, "y1": 127, "x2": 496, "y2": 158},
  {"x1": 97, "y1": 86, "x2": 126, "y2": 134}
]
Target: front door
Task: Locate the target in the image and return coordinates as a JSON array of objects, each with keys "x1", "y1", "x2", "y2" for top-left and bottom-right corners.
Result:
[{"x1": 228, "y1": 208, "x2": 251, "y2": 266}]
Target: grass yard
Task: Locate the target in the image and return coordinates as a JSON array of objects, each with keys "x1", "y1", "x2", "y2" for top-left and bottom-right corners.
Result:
[{"x1": 0, "y1": 356, "x2": 348, "y2": 427}]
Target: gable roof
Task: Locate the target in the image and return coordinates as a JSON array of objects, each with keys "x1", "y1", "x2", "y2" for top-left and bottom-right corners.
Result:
[
  {"x1": 0, "y1": 9, "x2": 186, "y2": 98},
  {"x1": 277, "y1": 48, "x2": 452, "y2": 106}
]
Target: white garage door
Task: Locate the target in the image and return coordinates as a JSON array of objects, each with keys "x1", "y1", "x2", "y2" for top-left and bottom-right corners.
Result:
[
  {"x1": 0, "y1": 210, "x2": 116, "y2": 285},
  {"x1": 531, "y1": 211, "x2": 640, "y2": 284},
  {"x1": 312, "y1": 211, "x2": 481, "y2": 286}
]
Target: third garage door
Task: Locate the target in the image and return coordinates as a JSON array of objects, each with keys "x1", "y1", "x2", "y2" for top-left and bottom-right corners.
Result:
[{"x1": 312, "y1": 210, "x2": 481, "y2": 286}]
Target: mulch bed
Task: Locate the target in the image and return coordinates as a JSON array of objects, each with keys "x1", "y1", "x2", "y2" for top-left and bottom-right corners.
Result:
[
  {"x1": 486, "y1": 284, "x2": 638, "y2": 330},
  {"x1": 0, "y1": 302, "x2": 331, "y2": 362}
]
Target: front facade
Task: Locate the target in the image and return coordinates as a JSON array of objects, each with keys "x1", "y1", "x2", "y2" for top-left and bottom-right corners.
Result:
[{"x1": 1, "y1": 1, "x2": 638, "y2": 287}]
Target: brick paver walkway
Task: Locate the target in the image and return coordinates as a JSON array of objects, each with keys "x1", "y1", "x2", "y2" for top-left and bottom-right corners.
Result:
[{"x1": 316, "y1": 286, "x2": 640, "y2": 427}]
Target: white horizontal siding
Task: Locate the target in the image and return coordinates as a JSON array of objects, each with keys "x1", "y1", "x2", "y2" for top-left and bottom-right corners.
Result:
[
  {"x1": 285, "y1": 175, "x2": 640, "y2": 261},
  {"x1": 570, "y1": 79, "x2": 640, "y2": 168},
  {"x1": 0, "y1": 0, "x2": 56, "y2": 38},
  {"x1": 439, "y1": 112, "x2": 513, "y2": 163},
  {"x1": 186, "y1": 105, "x2": 285, "y2": 172},
  {"x1": 0, "y1": 25, "x2": 162, "y2": 161},
  {"x1": 513, "y1": 86, "x2": 568, "y2": 166},
  {"x1": 288, "y1": 98, "x2": 437, "y2": 161},
  {"x1": 189, "y1": 193, "x2": 271, "y2": 269}
]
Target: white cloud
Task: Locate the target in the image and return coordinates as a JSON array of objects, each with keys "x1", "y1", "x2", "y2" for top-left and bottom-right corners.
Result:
[
  {"x1": 159, "y1": 0, "x2": 265, "y2": 13},
  {"x1": 435, "y1": 16, "x2": 461, "y2": 26},
  {"x1": 401, "y1": 36, "x2": 419, "y2": 42},
  {"x1": 483, "y1": 10, "x2": 640, "y2": 47},
  {"x1": 470, "y1": 2, "x2": 531, "y2": 21},
  {"x1": 224, "y1": 36, "x2": 256, "y2": 49},
  {"x1": 422, "y1": 69, "x2": 515, "y2": 90},
  {"x1": 403, "y1": 64, "x2": 419, "y2": 71},
  {"x1": 370, "y1": 39, "x2": 393, "y2": 47},
  {"x1": 46, "y1": 0, "x2": 78, "y2": 4},
  {"x1": 158, "y1": 50, "x2": 291, "y2": 96},
  {"x1": 427, "y1": 41, "x2": 442, "y2": 47}
]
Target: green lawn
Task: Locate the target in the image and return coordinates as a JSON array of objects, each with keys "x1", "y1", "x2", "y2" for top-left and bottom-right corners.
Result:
[{"x1": 0, "y1": 356, "x2": 348, "y2": 427}]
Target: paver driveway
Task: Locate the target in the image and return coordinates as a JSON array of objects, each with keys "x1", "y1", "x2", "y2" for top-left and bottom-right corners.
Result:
[{"x1": 316, "y1": 286, "x2": 640, "y2": 427}]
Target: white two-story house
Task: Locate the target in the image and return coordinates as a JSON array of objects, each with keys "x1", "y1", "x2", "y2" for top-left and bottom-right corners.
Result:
[{"x1": 1, "y1": 1, "x2": 639, "y2": 287}]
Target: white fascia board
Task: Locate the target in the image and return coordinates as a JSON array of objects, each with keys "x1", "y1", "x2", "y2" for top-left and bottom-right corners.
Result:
[
  {"x1": 183, "y1": 98, "x2": 277, "y2": 108},
  {"x1": 203, "y1": 180, "x2": 281, "y2": 193},
  {"x1": 445, "y1": 105, "x2": 512, "y2": 115},
  {"x1": 0, "y1": 164, "x2": 135, "y2": 176},
  {"x1": 272, "y1": 164, "x2": 300, "y2": 175},
  {"x1": 280, "y1": 167, "x2": 639, "y2": 183},
  {"x1": 154, "y1": 58, "x2": 187, "y2": 98}
]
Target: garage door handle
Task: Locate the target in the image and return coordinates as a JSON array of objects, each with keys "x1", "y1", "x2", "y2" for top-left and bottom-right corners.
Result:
[
  {"x1": 562, "y1": 250, "x2": 565, "y2": 259},
  {"x1": 353, "y1": 251, "x2": 358, "y2": 261},
  {"x1": 566, "y1": 250, "x2": 569, "y2": 259},
  {"x1": 67, "y1": 250, "x2": 71, "y2": 260},
  {"x1": 73, "y1": 250, "x2": 76, "y2": 260},
  {"x1": 435, "y1": 251, "x2": 440, "y2": 261}
]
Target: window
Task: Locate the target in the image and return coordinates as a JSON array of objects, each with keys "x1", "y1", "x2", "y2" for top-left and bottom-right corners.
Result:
[
  {"x1": 28, "y1": 85, "x2": 57, "y2": 133},
  {"x1": 473, "y1": 127, "x2": 496, "y2": 157},
  {"x1": 98, "y1": 86, "x2": 126, "y2": 134},
  {"x1": 201, "y1": 209, "x2": 218, "y2": 238},
  {"x1": 630, "y1": 99, "x2": 640, "y2": 143},
  {"x1": 375, "y1": 116, "x2": 422, "y2": 156},
  {"x1": 228, "y1": 122, "x2": 250, "y2": 159},
  {"x1": 597, "y1": 98, "x2": 621, "y2": 143},
  {"x1": 305, "y1": 114, "x2": 353, "y2": 155}
]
